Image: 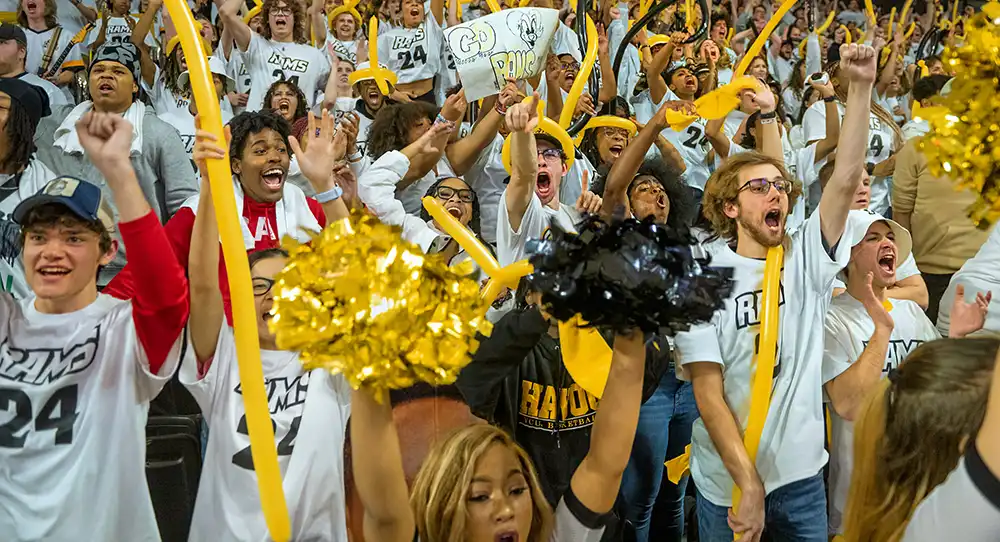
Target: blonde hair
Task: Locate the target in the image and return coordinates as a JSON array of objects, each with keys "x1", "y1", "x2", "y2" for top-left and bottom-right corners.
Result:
[
  {"x1": 843, "y1": 338, "x2": 999, "y2": 542},
  {"x1": 410, "y1": 424, "x2": 554, "y2": 542},
  {"x1": 701, "y1": 151, "x2": 802, "y2": 243}
]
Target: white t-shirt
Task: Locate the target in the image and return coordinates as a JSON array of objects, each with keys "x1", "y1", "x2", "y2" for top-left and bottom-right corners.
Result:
[
  {"x1": 0, "y1": 160, "x2": 59, "y2": 300},
  {"x1": 180, "y1": 324, "x2": 351, "y2": 542},
  {"x1": 674, "y1": 209, "x2": 858, "y2": 507},
  {"x1": 241, "y1": 33, "x2": 331, "y2": 112},
  {"x1": 904, "y1": 449, "x2": 1000, "y2": 541},
  {"x1": 802, "y1": 100, "x2": 896, "y2": 215},
  {"x1": 396, "y1": 156, "x2": 454, "y2": 216},
  {"x1": 821, "y1": 295, "x2": 940, "y2": 534},
  {"x1": 24, "y1": 26, "x2": 84, "y2": 77},
  {"x1": 0, "y1": 293, "x2": 181, "y2": 541},
  {"x1": 17, "y1": 72, "x2": 71, "y2": 107},
  {"x1": 147, "y1": 65, "x2": 191, "y2": 117},
  {"x1": 497, "y1": 189, "x2": 580, "y2": 267},
  {"x1": 326, "y1": 36, "x2": 359, "y2": 64},
  {"x1": 85, "y1": 16, "x2": 154, "y2": 47},
  {"x1": 463, "y1": 134, "x2": 507, "y2": 244},
  {"x1": 377, "y1": 13, "x2": 445, "y2": 86},
  {"x1": 157, "y1": 105, "x2": 234, "y2": 174},
  {"x1": 938, "y1": 225, "x2": 1000, "y2": 336}
]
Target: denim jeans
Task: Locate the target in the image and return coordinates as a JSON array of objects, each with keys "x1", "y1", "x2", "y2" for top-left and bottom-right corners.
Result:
[
  {"x1": 620, "y1": 371, "x2": 699, "y2": 542},
  {"x1": 696, "y1": 472, "x2": 828, "y2": 542}
]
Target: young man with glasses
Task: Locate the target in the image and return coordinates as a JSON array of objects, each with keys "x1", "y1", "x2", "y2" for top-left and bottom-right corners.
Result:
[
  {"x1": 498, "y1": 93, "x2": 602, "y2": 267},
  {"x1": 673, "y1": 43, "x2": 880, "y2": 541}
]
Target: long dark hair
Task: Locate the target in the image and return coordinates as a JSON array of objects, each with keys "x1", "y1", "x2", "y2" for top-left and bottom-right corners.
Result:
[
  {"x1": 580, "y1": 98, "x2": 631, "y2": 170},
  {"x1": 366, "y1": 101, "x2": 437, "y2": 159},
  {"x1": 785, "y1": 58, "x2": 806, "y2": 100},
  {"x1": 162, "y1": 47, "x2": 186, "y2": 96},
  {"x1": 419, "y1": 177, "x2": 484, "y2": 240},
  {"x1": 263, "y1": 80, "x2": 308, "y2": 125},
  {"x1": 1, "y1": 101, "x2": 37, "y2": 175}
]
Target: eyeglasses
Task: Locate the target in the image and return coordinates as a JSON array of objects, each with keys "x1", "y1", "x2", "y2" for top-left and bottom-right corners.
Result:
[
  {"x1": 560, "y1": 60, "x2": 580, "y2": 71},
  {"x1": 252, "y1": 277, "x2": 276, "y2": 297},
  {"x1": 272, "y1": 6, "x2": 292, "y2": 15},
  {"x1": 738, "y1": 177, "x2": 793, "y2": 194},
  {"x1": 600, "y1": 127, "x2": 630, "y2": 139},
  {"x1": 434, "y1": 186, "x2": 474, "y2": 203},
  {"x1": 537, "y1": 148, "x2": 563, "y2": 161}
]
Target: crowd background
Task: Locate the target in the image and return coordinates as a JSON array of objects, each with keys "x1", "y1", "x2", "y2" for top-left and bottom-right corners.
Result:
[{"x1": 0, "y1": 0, "x2": 997, "y2": 540}]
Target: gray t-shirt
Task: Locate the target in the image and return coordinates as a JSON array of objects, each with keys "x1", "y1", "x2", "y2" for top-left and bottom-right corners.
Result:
[{"x1": 904, "y1": 445, "x2": 1000, "y2": 541}]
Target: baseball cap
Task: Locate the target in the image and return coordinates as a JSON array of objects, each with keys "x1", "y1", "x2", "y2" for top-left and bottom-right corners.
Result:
[
  {"x1": 840, "y1": 208, "x2": 913, "y2": 267},
  {"x1": 13, "y1": 177, "x2": 116, "y2": 231},
  {"x1": 0, "y1": 24, "x2": 26, "y2": 47}
]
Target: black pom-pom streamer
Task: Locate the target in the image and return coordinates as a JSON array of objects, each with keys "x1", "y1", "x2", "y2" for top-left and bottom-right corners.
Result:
[{"x1": 526, "y1": 215, "x2": 734, "y2": 335}]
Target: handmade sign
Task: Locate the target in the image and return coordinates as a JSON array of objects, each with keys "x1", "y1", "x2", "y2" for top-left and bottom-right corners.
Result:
[{"x1": 444, "y1": 7, "x2": 560, "y2": 101}]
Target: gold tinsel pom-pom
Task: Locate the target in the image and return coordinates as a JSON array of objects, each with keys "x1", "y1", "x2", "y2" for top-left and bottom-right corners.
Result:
[
  {"x1": 269, "y1": 212, "x2": 492, "y2": 401},
  {"x1": 918, "y1": 1, "x2": 1000, "y2": 229}
]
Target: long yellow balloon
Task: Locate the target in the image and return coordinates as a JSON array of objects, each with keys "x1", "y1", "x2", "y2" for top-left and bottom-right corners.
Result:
[
  {"x1": 161, "y1": 0, "x2": 291, "y2": 540},
  {"x1": 817, "y1": 9, "x2": 836, "y2": 33},
  {"x1": 887, "y1": 6, "x2": 896, "y2": 36},
  {"x1": 367, "y1": 17, "x2": 388, "y2": 95},
  {"x1": 484, "y1": 0, "x2": 501, "y2": 13},
  {"x1": 734, "y1": 0, "x2": 799, "y2": 77},
  {"x1": 731, "y1": 245, "x2": 783, "y2": 541},
  {"x1": 899, "y1": 0, "x2": 913, "y2": 29},
  {"x1": 558, "y1": 15, "x2": 598, "y2": 129},
  {"x1": 863, "y1": 0, "x2": 876, "y2": 23}
]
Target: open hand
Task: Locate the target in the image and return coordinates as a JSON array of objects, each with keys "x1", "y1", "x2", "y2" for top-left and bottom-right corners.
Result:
[
  {"x1": 289, "y1": 110, "x2": 341, "y2": 192},
  {"x1": 402, "y1": 120, "x2": 453, "y2": 159},
  {"x1": 859, "y1": 272, "x2": 895, "y2": 332},
  {"x1": 948, "y1": 285, "x2": 992, "y2": 338},
  {"x1": 751, "y1": 80, "x2": 776, "y2": 113}
]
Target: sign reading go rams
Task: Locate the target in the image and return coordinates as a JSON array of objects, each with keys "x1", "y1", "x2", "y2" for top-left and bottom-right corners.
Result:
[{"x1": 444, "y1": 7, "x2": 559, "y2": 101}]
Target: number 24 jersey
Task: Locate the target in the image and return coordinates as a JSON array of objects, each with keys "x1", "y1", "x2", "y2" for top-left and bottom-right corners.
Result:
[
  {"x1": 241, "y1": 33, "x2": 332, "y2": 112},
  {"x1": 0, "y1": 294, "x2": 182, "y2": 541},
  {"x1": 377, "y1": 13, "x2": 445, "y2": 85},
  {"x1": 180, "y1": 322, "x2": 352, "y2": 542}
]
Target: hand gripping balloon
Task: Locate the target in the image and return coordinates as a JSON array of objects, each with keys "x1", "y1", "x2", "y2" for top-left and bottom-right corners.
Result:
[
  {"x1": 160, "y1": 0, "x2": 291, "y2": 540},
  {"x1": 500, "y1": 97, "x2": 576, "y2": 172},
  {"x1": 734, "y1": 0, "x2": 800, "y2": 77},
  {"x1": 731, "y1": 245, "x2": 783, "y2": 541}
]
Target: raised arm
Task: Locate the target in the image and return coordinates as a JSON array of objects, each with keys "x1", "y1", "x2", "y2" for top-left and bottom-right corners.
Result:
[
  {"x1": 351, "y1": 388, "x2": 416, "y2": 542},
  {"x1": 504, "y1": 93, "x2": 541, "y2": 233},
  {"x1": 399, "y1": 92, "x2": 465, "y2": 187},
  {"x1": 219, "y1": 0, "x2": 253, "y2": 52},
  {"x1": 818, "y1": 43, "x2": 876, "y2": 248},
  {"x1": 600, "y1": 102, "x2": 669, "y2": 220},
  {"x1": 288, "y1": 111, "x2": 351, "y2": 223},
  {"x1": 310, "y1": 0, "x2": 327, "y2": 47},
  {"x1": 447, "y1": 82, "x2": 516, "y2": 176},
  {"x1": 812, "y1": 79, "x2": 841, "y2": 160},
  {"x1": 875, "y1": 31, "x2": 903, "y2": 97},
  {"x1": 130, "y1": 0, "x2": 161, "y2": 87},
  {"x1": 187, "y1": 128, "x2": 228, "y2": 366},
  {"x1": 649, "y1": 34, "x2": 683, "y2": 105},
  {"x1": 569, "y1": 330, "x2": 646, "y2": 514},
  {"x1": 752, "y1": 83, "x2": 783, "y2": 164},
  {"x1": 597, "y1": 24, "x2": 618, "y2": 105}
]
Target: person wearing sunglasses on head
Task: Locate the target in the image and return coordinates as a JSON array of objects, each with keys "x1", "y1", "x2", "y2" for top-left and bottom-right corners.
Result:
[{"x1": 673, "y1": 43, "x2": 881, "y2": 541}]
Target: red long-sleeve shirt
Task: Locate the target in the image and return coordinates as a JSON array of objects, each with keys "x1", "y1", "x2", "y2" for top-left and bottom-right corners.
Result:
[
  {"x1": 121, "y1": 211, "x2": 191, "y2": 375},
  {"x1": 105, "y1": 197, "x2": 326, "y2": 324}
]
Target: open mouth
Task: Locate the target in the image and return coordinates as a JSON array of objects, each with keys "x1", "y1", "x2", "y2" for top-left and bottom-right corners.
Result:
[
  {"x1": 565, "y1": 72, "x2": 576, "y2": 83},
  {"x1": 609, "y1": 144, "x2": 624, "y2": 158},
  {"x1": 26, "y1": 0, "x2": 37, "y2": 10},
  {"x1": 98, "y1": 80, "x2": 115, "y2": 93},
  {"x1": 446, "y1": 205, "x2": 462, "y2": 219},
  {"x1": 262, "y1": 167, "x2": 285, "y2": 190},
  {"x1": 409, "y1": 7, "x2": 419, "y2": 16},
  {"x1": 536, "y1": 171, "x2": 552, "y2": 197},
  {"x1": 277, "y1": 98, "x2": 291, "y2": 113},
  {"x1": 685, "y1": 76, "x2": 698, "y2": 89},
  {"x1": 37, "y1": 266, "x2": 70, "y2": 278},
  {"x1": 494, "y1": 532, "x2": 518, "y2": 542},
  {"x1": 764, "y1": 209, "x2": 781, "y2": 230},
  {"x1": 878, "y1": 252, "x2": 896, "y2": 274}
]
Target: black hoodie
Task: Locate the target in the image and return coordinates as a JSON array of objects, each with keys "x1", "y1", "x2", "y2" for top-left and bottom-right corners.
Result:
[{"x1": 456, "y1": 306, "x2": 672, "y2": 507}]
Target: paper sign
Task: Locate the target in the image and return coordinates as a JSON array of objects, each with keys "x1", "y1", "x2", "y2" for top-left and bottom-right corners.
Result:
[{"x1": 444, "y1": 7, "x2": 560, "y2": 101}]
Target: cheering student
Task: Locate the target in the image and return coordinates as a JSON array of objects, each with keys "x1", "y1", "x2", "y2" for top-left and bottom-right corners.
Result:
[
  {"x1": 0, "y1": 111, "x2": 189, "y2": 541},
  {"x1": 218, "y1": 0, "x2": 331, "y2": 112},
  {"x1": 499, "y1": 93, "x2": 603, "y2": 267},
  {"x1": 180, "y1": 124, "x2": 351, "y2": 541},
  {"x1": 17, "y1": 0, "x2": 85, "y2": 91},
  {"x1": 841, "y1": 338, "x2": 1000, "y2": 541},
  {"x1": 822, "y1": 211, "x2": 991, "y2": 537},
  {"x1": 0, "y1": 23, "x2": 69, "y2": 107},
  {"x1": 0, "y1": 79, "x2": 57, "y2": 299},
  {"x1": 376, "y1": 0, "x2": 445, "y2": 104},
  {"x1": 673, "y1": 43, "x2": 879, "y2": 541},
  {"x1": 103, "y1": 110, "x2": 344, "y2": 319},
  {"x1": 34, "y1": 41, "x2": 198, "y2": 283},
  {"x1": 328, "y1": 60, "x2": 397, "y2": 158},
  {"x1": 354, "y1": 329, "x2": 649, "y2": 542}
]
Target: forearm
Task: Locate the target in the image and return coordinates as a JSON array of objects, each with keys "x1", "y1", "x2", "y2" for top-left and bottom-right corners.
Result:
[
  {"x1": 705, "y1": 117, "x2": 732, "y2": 158},
  {"x1": 131, "y1": 3, "x2": 159, "y2": 45},
  {"x1": 601, "y1": 121, "x2": 659, "y2": 220},
  {"x1": 219, "y1": 0, "x2": 252, "y2": 50},
  {"x1": 758, "y1": 117, "x2": 783, "y2": 163},
  {"x1": 820, "y1": 78, "x2": 871, "y2": 242},
  {"x1": 827, "y1": 328, "x2": 891, "y2": 421},
  {"x1": 693, "y1": 371, "x2": 762, "y2": 495},
  {"x1": 544, "y1": 75, "x2": 564, "y2": 119},
  {"x1": 188, "y1": 188, "x2": 224, "y2": 363},
  {"x1": 648, "y1": 46, "x2": 673, "y2": 104},
  {"x1": 310, "y1": 0, "x2": 327, "y2": 42},
  {"x1": 598, "y1": 51, "x2": 617, "y2": 104},
  {"x1": 887, "y1": 276, "x2": 929, "y2": 309},
  {"x1": 446, "y1": 108, "x2": 501, "y2": 176},
  {"x1": 74, "y1": 0, "x2": 97, "y2": 21},
  {"x1": 893, "y1": 210, "x2": 910, "y2": 233},
  {"x1": 351, "y1": 389, "x2": 415, "y2": 542},
  {"x1": 505, "y1": 130, "x2": 537, "y2": 231},
  {"x1": 102, "y1": 159, "x2": 151, "y2": 222}
]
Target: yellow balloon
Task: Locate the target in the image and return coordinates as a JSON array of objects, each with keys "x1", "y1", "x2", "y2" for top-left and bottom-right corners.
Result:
[
  {"x1": 693, "y1": 75, "x2": 760, "y2": 120},
  {"x1": 731, "y1": 245, "x2": 783, "y2": 541},
  {"x1": 664, "y1": 108, "x2": 698, "y2": 131},
  {"x1": 817, "y1": 9, "x2": 836, "y2": 33},
  {"x1": 558, "y1": 15, "x2": 598, "y2": 129},
  {"x1": 160, "y1": 0, "x2": 291, "y2": 541},
  {"x1": 495, "y1": 260, "x2": 533, "y2": 288},
  {"x1": 422, "y1": 196, "x2": 501, "y2": 277},
  {"x1": 863, "y1": 0, "x2": 876, "y2": 23},
  {"x1": 484, "y1": 0, "x2": 501, "y2": 12},
  {"x1": 734, "y1": 0, "x2": 799, "y2": 77},
  {"x1": 841, "y1": 24, "x2": 853, "y2": 44},
  {"x1": 571, "y1": 116, "x2": 637, "y2": 146},
  {"x1": 904, "y1": 21, "x2": 916, "y2": 39},
  {"x1": 899, "y1": 0, "x2": 914, "y2": 27},
  {"x1": 887, "y1": 6, "x2": 896, "y2": 36},
  {"x1": 725, "y1": 27, "x2": 734, "y2": 48},
  {"x1": 500, "y1": 116, "x2": 576, "y2": 172},
  {"x1": 558, "y1": 315, "x2": 614, "y2": 398}
]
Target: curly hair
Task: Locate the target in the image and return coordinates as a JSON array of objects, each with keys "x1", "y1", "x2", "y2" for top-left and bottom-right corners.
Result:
[
  {"x1": 229, "y1": 110, "x2": 291, "y2": 164},
  {"x1": 260, "y1": 0, "x2": 308, "y2": 43},
  {"x1": 16, "y1": 0, "x2": 56, "y2": 29},
  {"x1": 1, "y1": 101, "x2": 37, "y2": 176},
  {"x1": 366, "y1": 101, "x2": 437, "y2": 159},
  {"x1": 630, "y1": 158, "x2": 695, "y2": 229},
  {"x1": 701, "y1": 151, "x2": 802, "y2": 243},
  {"x1": 263, "y1": 80, "x2": 308, "y2": 125},
  {"x1": 161, "y1": 47, "x2": 187, "y2": 96},
  {"x1": 419, "y1": 177, "x2": 484, "y2": 240}
]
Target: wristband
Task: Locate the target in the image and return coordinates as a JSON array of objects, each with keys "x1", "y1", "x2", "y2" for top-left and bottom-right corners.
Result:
[
  {"x1": 759, "y1": 110, "x2": 777, "y2": 120},
  {"x1": 434, "y1": 113, "x2": 449, "y2": 125},
  {"x1": 760, "y1": 116, "x2": 777, "y2": 125},
  {"x1": 823, "y1": 95, "x2": 836, "y2": 102},
  {"x1": 495, "y1": 101, "x2": 508, "y2": 115},
  {"x1": 347, "y1": 149, "x2": 363, "y2": 162},
  {"x1": 314, "y1": 185, "x2": 344, "y2": 203}
]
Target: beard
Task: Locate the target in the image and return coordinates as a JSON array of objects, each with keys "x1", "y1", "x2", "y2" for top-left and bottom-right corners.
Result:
[{"x1": 738, "y1": 213, "x2": 784, "y2": 248}]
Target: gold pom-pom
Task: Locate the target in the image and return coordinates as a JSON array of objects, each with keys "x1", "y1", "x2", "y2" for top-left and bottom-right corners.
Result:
[
  {"x1": 270, "y1": 211, "x2": 492, "y2": 401},
  {"x1": 918, "y1": 2, "x2": 1000, "y2": 229}
]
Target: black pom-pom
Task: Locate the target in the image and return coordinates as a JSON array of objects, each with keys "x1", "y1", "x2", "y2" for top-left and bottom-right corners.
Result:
[{"x1": 526, "y1": 215, "x2": 734, "y2": 335}]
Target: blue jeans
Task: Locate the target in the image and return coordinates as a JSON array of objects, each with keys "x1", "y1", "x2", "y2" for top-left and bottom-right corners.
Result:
[
  {"x1": 696, "y1": 472, "x2": 828, "y2": 542},
  {"x1": 620, "y1": 372, "x2": 698, "y2": 542}
]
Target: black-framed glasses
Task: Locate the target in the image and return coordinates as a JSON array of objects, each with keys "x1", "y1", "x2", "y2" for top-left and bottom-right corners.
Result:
[
  {"x1": 252, "y1": 277, "x2": 276, "y2": 297},
  {"x1": 600, "y1": 127, "x2": 630, "y2": 139},
  {"x1": 434, "y1": 186, "x2": 474, "y2": 203},
  {"x1": 560, "y1": 60, "x2": 580, "y2": 71},
  {"x1": 537, "y1": 148, "x2": 563, "y2": 161},
  {"x1": 738, "y1": 177, "x2": 793, "y2": 194}
]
